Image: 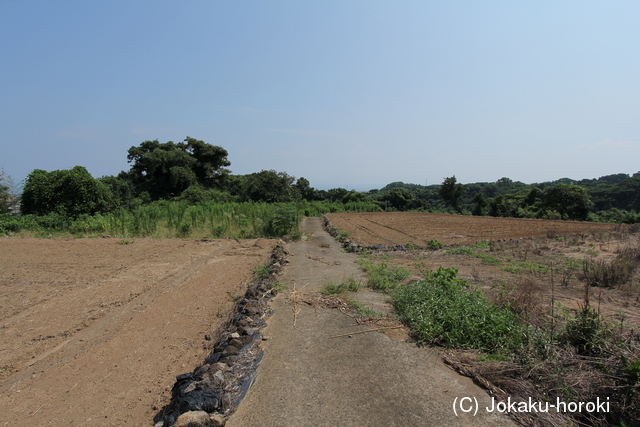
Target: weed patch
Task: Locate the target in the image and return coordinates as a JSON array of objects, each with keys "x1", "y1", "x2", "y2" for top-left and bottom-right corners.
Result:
[
  {"x1": 322, "y1": 278, "x2": 361, "y2": 295},
  {"x1": 581, "y1": 248, "x2": 640, "y2": 287},
  {"x1": 393, "y1": 267, "x2": 523, "y2": 354},
  {"x1": 356, "y1": 259, "x2": 410, "y2": 292}
]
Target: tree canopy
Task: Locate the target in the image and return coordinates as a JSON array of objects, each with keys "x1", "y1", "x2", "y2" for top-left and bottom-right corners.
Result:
[
  {"x1": 440, "y1": 176, "x2": 464, "y2": 213},
  {"x1": 126, "y1": 137, "x2": 230, "y2": 200},
  {"x1": 540, "y1": 184, "x2": 593, "y2": 220},
  {"x1": 21, "y1": 166, "x2": 111, "y2": 218}
]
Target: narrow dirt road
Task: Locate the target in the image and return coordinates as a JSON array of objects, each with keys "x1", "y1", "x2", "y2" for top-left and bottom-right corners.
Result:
[{"x1": 228, "y1": 218, "x2": 514, "y2": 427}]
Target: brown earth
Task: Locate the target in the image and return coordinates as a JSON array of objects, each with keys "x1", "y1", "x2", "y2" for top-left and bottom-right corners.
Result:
[
  {"x1": 326, "y1": 212, "x2": 619, "y2": 246},
  {"x1": 0, "y1": 237, "x2": 273, "y2": 426},
  {"x1": 326, "y1": 212, "x2": 640, "y2": 331}
]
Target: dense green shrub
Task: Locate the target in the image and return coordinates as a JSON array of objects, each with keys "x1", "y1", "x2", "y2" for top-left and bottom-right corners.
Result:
[
  {"x1": 21, "y1": 166, "x2": 111, "y2": 218},
  {"x1": 393, "y1": 267, "x2": 523, "y2": 353}
]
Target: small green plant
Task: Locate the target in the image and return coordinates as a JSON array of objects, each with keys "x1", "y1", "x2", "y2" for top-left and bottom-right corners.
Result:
[
  {"x1": 427, "y1": 239, "x2": 443, "y2": 250},
  {"x1": 117, "y1": 239, "x2": 134, "y2": 245},
  {"x1": 564, "y1": 303, "x2": 609, "y2": 356},
  {"x1": 445, "y1": 246, "x2": 476, "y2": 256},
  {"x1": 477, "y1": 253, "x2": 503, "y2": 265},
  {"x1": 269, "y1": 280, "x2": 287, "y2": 292},
  {"x1": 322, "y1": 277, "x2": 361, "y2": 295},
  {"x1": 336, "y1": 230, "x2": 350, "y2": 242},
  {"x1": 471, "y1": 241, "x2": 491, "y2": 249},
  {"x1": 342, "y1": 295, "x2": 390, "y2": 318},
  {"x1": 177, "y1": 222, "x2": 192, "y2": 237},
  {"x1": 253, "y1": 264, "x2": 271, "y2": 279}
]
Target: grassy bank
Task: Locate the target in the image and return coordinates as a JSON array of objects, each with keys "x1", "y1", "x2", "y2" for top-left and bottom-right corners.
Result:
[{"x1": 0, "y1": 200, "x2": 381, "y2": 239}]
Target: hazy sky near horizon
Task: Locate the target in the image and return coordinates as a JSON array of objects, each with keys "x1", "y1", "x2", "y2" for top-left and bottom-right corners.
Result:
[{"x1": 1, "y1": 1, "x2": 639, "y2": 191}]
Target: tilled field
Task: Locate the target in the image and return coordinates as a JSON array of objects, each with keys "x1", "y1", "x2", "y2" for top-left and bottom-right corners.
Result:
[
  {"x1": 325, "y1": 212, "x2": 618, "y2": 246},
  {"x1": 0, "y1": 237, "x2": 273, "y2": 426}
]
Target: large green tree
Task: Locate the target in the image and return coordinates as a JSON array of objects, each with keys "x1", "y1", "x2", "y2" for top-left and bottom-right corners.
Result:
[
  {"x1": 126, "y1": 137, "x2": 230, "y2": 199},
  {"x1": 540, "y1": 184, "x2": 593, "y2": 220},
  {"x1": 380, "y1": 188, "x2": 420, "y2": 211},
  {"x1": 21, "y1": 166, "x2": 111, "y2": 218},
  {"x1": 440, "y1": 176, "x2": 464, "y2": 213},
  {"x1": 242, "y1": 170, "x2": 297, "y2": 203}
]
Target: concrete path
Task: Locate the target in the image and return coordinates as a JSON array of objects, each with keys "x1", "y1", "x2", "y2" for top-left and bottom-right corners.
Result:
[{"x1": 227, "y1": 217, "x2": 514, "y2": 427}]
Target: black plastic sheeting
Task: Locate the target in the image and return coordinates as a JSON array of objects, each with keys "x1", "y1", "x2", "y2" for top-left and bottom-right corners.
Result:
[{"x1": 154, "y1": 243, "x2": 288, "y2": 427}]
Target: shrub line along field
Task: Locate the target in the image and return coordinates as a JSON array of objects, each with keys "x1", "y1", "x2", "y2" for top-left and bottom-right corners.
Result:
[
  {"x1": 325, "y1": 211, "x2": 618, "y2": 246},
  {"x1": 0, "y1": 237, "x2": 273, "y2": 426}
]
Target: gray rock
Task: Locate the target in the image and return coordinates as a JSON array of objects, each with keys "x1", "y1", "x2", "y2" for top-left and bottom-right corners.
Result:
[
  {"x1": 222, "y1": 345, "x2": 239, "y2": 356},
  {"x1": 228, "y1": 338, "x2": 243, "y2": 350}
]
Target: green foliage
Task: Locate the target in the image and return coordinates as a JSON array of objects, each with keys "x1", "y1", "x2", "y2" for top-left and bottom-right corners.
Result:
[
  {"x1": 266, "y1": 205, "x2": 299, "y2": 236},
  {"x1": 427, "y1": 239, "x2": 443, "y2": 250},
  {"x1": 440, "y1": 176, "x2": 464, "y2": 213},
  {"x1": 356, "y1": 259, "x2": 410, "y2": 292},
  {"x1": 445, "y1": 246, "x2": 476, "y2": 256},
  {"x1": 241, "y1": 170, "x2": 298, "y2": 203},
  {"x1": 477, "y1": 253, "x2": 502, "y2": 265},
  {"x1": 379, "y1": 188, "x2": 420, "y2": 211},
  {"x1": 4, "y1": 199, "x2": 380, "y2": 238},
  {"x1": 564, "y1": 303, "x2": 610, "y2": 356},
  {"x1": 393, "y1": 267, "x2": 523, "y2": 353},
  {"x1": 471, "y1": 191, "x2": 487, "y2": 216},
  {"x1": 253, "y1": 264, "x2": 271, "y2": 279},
  {"x1": 21, "y1": 166, "x2": 111, "y2": 218},
  {"x1": 322, "y1": 277, "x2": 361, "y2": 295},
  {"x1": 126, "y1": 137, "x2": 230, "y2": 200},
  {"x1": 540, "y1": 183, "x2": 593, "y2": 220}
]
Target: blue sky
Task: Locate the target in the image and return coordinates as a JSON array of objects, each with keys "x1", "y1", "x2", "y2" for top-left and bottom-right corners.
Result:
[{"x1": 1, "y1": 1, "x2": 639, "y2": 191}]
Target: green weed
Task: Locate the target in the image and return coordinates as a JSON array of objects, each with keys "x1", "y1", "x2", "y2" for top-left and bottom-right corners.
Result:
[
  {"x1": 445, "y1": 246, "x2": 476, "y2": 256},
  {"x1": 253, "y1": 264, "x2": 271, "y2": 279},
  {"x1": 393, "y1": 267, "x2": 523, "y2": 354},
  {"x1": 427, "y1": 239, "x2": 443, "y2": 250},
  {"x1": 322, "y1": 277, "x2": 361, "y2": 295},
  {"x1": 356, "y1": 259, "x2": 411, "y2": 292}
]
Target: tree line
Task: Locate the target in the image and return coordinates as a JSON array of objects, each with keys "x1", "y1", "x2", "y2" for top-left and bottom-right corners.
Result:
[{"x1": 4, "y1": 137, "x2": 639, "y2": 223}]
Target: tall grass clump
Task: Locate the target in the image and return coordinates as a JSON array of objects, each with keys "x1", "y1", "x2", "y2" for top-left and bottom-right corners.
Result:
[
  {"x1": 4, "y1": 199, "x2": 381, "y2": 238},
  {"x1": 581, "y1": 248, "x2": 640, "y2": 287},
  {"x1": 393, "y1": 267, "x2": 523, "y2": 353}
]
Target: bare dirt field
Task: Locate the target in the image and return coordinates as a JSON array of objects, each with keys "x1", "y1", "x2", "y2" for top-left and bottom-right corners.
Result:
[
  {"x1": 326, "y1": 212, "x2": 640, "y2": 331},
  {"x1": 325, "y1": 212, "x2": 618, "y2": 246},
  {"x1": 0, "y1": 237, "x2": 273, "y2": 426}
]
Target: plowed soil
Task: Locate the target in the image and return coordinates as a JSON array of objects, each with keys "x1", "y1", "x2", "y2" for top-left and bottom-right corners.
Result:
[
  {"x1": 326, "y1": 212, "x2": 618, "y2": 246},
  {"x1": 0, "y1": 237, "x2": 273, "y2": 426}
]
